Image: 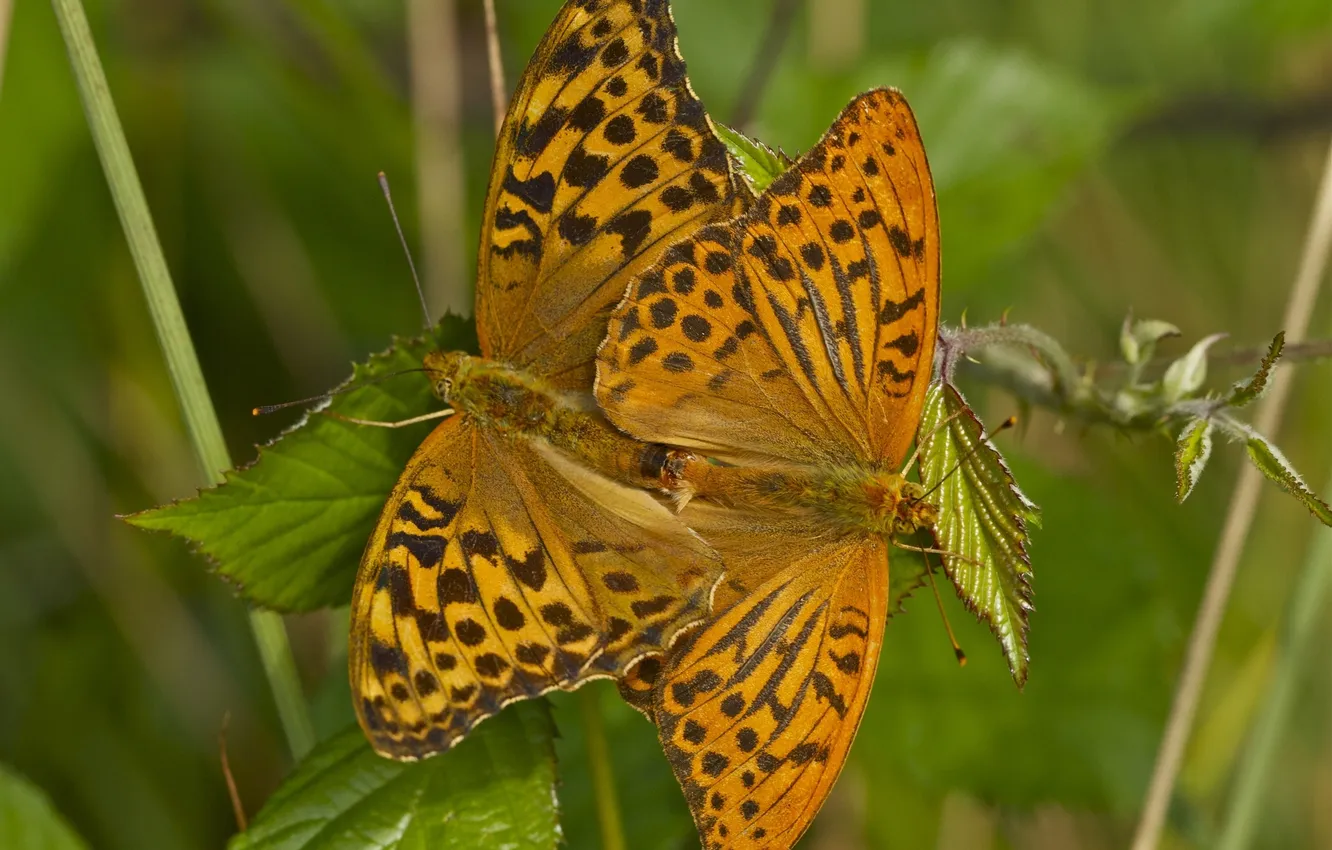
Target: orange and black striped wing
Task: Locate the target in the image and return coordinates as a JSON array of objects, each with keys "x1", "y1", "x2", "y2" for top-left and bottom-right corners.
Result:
[
  {"x1": 651, "y1": 508, "x2": 888, "y2": 848},
  {"x1": 350, "y1": 415, "x2": 722, "y2": 759},
  {"x1": 597, "y1": 88, "x2": 938, "y2": 466},
  {"x1": 476, "y1": 0, "x2": 743, "y2": 388}
]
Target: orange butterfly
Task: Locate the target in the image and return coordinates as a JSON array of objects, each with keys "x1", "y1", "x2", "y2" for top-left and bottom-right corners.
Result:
[
  {"x1": 596, "y1": 88, "x2": 940, "y2": 846},
  {"x1": 350, "y1": 0, "x2": 745, "y2": 760}
]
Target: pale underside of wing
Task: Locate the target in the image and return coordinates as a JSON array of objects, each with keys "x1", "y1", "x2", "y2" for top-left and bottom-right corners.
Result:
[
  {"x1": 649, "y1": 506, "x2": 889, "y2": 849},
  {"x1": 597, "y1": 87, "x2": 939, "y2": 467},
  {"x1": 350, "y1": 414, "x2": 723, "y2": 760},
  {"x1": 475, "y1": 0, "x2": 744, "y2": 389}
]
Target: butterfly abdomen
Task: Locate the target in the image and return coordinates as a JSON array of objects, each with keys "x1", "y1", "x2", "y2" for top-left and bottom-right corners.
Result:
[{"x1": 671, "y1": 456, "x2": 937, "y2": 537}]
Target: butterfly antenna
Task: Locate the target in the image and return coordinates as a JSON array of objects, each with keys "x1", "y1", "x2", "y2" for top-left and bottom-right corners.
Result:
[
  {"x1": 923, "y1": 550, "x2": 967, "y2": 667},
  {"x1": 251, "y1": 368, "x2": 428, "y2": 416},
  {"x1": 378, "y1": 171, "x2": 432, "y2": 330},
  {"x1": 900, "y1": 409, "x2": 966, "y2": 478},
  {"x1": 916, "y1": 415, "x2": 1018, "y2": 502}
]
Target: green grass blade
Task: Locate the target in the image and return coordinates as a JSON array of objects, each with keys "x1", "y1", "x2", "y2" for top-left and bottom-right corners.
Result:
[{"x1": 51, "y1": 0, "x2": 315, "y2": 759}]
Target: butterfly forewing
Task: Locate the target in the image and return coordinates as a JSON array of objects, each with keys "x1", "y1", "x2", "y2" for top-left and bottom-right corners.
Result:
[
  {"x1": 654, "y1": 508, "x2": 888, "y2": 848},
  {"x1": 597, "y1": 87, "x2": 938, "y2": 466},
  {"x1": 351, "y1": 416, "x2": 722, "y2": 759},
  {"x1": 477, "y1": 0, "x2": 743, "y2": 388}
]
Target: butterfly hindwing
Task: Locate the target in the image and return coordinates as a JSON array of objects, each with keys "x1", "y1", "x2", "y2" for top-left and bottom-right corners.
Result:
[
  {"x1": 476, "y1": 0, "x2": 744, "y2": 388},
  {"x1": 597, "y1": 87, "x2": 938, "y2": 466},
  {"x1": 652, "y1": 508, "x2": 888, "y2": 848},
  {"x1": 351, "y1": 415, "x2": 722, "y2": 759}
]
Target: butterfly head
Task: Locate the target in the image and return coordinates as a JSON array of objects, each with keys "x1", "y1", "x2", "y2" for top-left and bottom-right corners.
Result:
[
  {"x1": 854, "y1": 472, "x2": 938, "y2": 537},
  {"x1": 894, "y1": 479, "x2": 939, "y2": 536},
  {"x1": 422, "y1": 350, "x2": 472, "y2": 404}
]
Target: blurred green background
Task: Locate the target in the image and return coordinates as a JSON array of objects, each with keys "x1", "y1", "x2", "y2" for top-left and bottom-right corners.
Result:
[{"x1": 2, "y1": 0, "x2": 1332, "y2": 847}]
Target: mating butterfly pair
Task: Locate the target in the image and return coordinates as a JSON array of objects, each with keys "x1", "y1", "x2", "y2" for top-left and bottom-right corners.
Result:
[{"x1": 350, "y1": 1, "x2": 939, "y2": 847}]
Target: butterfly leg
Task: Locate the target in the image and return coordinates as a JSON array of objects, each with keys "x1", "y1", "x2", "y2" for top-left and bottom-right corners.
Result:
[
  {"x1": 892, "y1": 542, "x2": 985, "y2": 569},
  {"x1": 327, "y1": 409, "x2": 455, "y2": 428}
]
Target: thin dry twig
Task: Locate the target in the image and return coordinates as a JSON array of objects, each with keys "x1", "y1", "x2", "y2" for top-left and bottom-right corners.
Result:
[
  {"x1": 483, "y1": 0, "x2": 506, "y2": 137},
  {"x1": 730, "y1": 0, "x2": 802, "y2": 131},
  {"x1": 0, "y1": 0, "x2": 14, "y2": 96},
  {"x1": 1131, "y1": 137, "x2": 1332, "y2": 850},
  {"x1": 220, "y1": 712, "x2": 248, "y2": 832},
  {"x1": 406, "y1": 0, "x2": 468, "y2": 316}
]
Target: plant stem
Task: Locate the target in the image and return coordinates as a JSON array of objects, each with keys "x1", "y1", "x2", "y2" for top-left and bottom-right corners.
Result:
[
  {"x1": 579, "y1": 687, "x2": 627, "y2": 850},
  {"x1": 730, "y1": 0, "x2": 801, "y2": 130},
  {"x1": 482, "y1": 0, "x2": 506, "y2": 137},
  {"x1": 1215, "y1": 467, "x2": 1332, "y2": 850},
  {"x1": 52, "y1": 0, "x2": 315, "y2": 761},
  {"x1": 0, "y1": 0, "x2": 14, "y2": 96},
  {"x1": 1130, "y1": 134, "x2": 1332, "y2": 850},
  {"x1": 406, "y1": 0, "x2": 469, "y2": 317}
]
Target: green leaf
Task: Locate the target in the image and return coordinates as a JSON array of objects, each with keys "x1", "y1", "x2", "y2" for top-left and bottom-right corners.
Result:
[
  {"x1": 0, "y1": 764, "x2": 89, "y2": 850},
  {"x1": 128, "y1": 316, "x2": 477, "y2": 611},
  {"x1": 1174, "y1": 417, "x2": 1214, "y2": 502},
  {"x1": 230, "y1": 705, "x2": 559, "y2": 850},
  {"x1": 715, "y1": 123, "x2": 790, "y2": 193},
  {"x1": 1242, "y1": 430, "x2": 1332, "y2": 527},
  {"x1": 1162, "y1": 332, "x2": 1226, "y2": 403},
  {"x1": 917, "y1": 381, "x2": 1039, "y2": 686},
  {"x1": 1120, "y1": 316, "x2": 1180, "y2": 367},
  {"x1": 1227, "y1": 331, "x2": 1285, "y2": 407}
]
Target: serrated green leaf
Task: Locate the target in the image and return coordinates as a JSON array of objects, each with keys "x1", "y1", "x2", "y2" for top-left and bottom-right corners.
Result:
[
  {"x1": 230, "y1": 704, "x2": 558, "y2": 850},
  {"x1": 1243, "y1": 432, "x2": 1332, "y2": 527},
  {"x1": 128, "y1": 316, "x2": 478, "y2": 611},
  {"x1": 715, "y1": 123, "x2": 790, "y2": 193},
  {"x1": 1174, "y1": 417, "x2": 1214, "y2": 502},
  {"x1": 0, "y1": 764, "x2": 89, "y2": 850},
  {"x1": 1120, "y1": 316, "x2": 1180, "y2": 366},
  {"x1": 1227, "y1": 331, "x2": 1285, "y2": 407},
  {"x1": 1162, "y1": 332, "x2": 1226, "y2": 403},
  {"x1": 917, "y1": 382, "x2": 1039, "y2": 686}
]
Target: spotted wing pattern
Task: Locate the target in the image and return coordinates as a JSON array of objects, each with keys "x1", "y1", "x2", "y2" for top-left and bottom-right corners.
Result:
[
  {"x1": 596, "y1": 87, "x2": 938, "y2": 466},
  {"x1": 351, "y1": 415, "x2": 722, "y2": 759},
  {"x1": 654, "y1": 507, "x2": 888, "y2": 849},
  {"x1": 476, "y1": 0, "x2": 743, "y2": 389}
]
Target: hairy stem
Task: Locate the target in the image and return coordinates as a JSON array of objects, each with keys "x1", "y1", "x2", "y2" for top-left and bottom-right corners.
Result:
[
  {"x1": 53, "y1": 0, "x2": 315, "y2": 760},
  {"x1": 952, "y1": 328, "x2": 1332, "y2": 429}
]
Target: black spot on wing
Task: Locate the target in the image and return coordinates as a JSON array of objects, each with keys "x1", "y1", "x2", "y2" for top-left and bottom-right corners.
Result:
[
  {"x1": 567, "y1": 94, "x2": 607, "y2": 133},
  {"x1": 386, "y1": 531, "x2": 445, "y2": 569},
  {"x1": 878, "y1": 287, "x2": 926, "y2": 325},
  {"x1": 884, "y1": 331, "x2": 920, "y2": 356},
  {"x1": 606, "y1": 209, "x2": 654, "y2": 258},
  {"x1": 515, "y1": 107, "x2": 570, "y2": 159}
]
